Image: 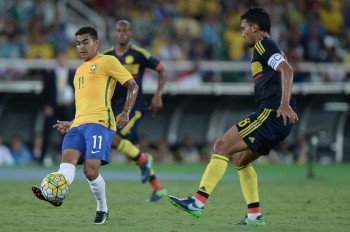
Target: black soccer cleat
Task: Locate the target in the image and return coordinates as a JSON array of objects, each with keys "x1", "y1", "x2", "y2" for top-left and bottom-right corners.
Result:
[
  {"x1": 32, "y1": 186, "x2": 62, "y2": 207},
  {"x1": 93, "y1": 210, "x2": 109, "y2": 224}
]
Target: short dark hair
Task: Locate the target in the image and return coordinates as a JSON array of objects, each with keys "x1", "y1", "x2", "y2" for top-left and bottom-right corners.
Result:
[
  {"x1": 240, "y1": 7, "x2": 271, "y2": 33},
  {"x1": 116, "y1": 19, "x2": 131, "y2": 28},
  {"x1": 75, "y1": 26, "x2": 98, "y2": 40}
]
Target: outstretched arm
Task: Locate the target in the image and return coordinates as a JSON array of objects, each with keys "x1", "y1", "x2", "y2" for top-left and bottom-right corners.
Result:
[
  {"x1": 276, "y1": 61, "x2": 299, "y2": 125},
  {"x1": 149, "y1": 63, "x2": 167, "y2": 116},
  {"x1": 115, "y1": 78, "x2": 139, "y2": 128}
]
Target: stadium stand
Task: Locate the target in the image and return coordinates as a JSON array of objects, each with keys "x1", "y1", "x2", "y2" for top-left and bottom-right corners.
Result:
[{"x1": 0, "y1": 0, "x2": 350, "y2": 164}]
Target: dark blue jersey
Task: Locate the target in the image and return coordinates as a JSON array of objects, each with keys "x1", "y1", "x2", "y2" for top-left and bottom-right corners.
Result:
[
  {"x1": 251, "y1": 37, "x2": 295, "y2": 109},
  {"x1": 103, "y1": 44, "x2": 161, "y2": 113}
]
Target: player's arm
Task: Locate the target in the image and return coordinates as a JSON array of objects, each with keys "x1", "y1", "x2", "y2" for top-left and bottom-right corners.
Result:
[
  {"x1": 105, "y1": 55, "x2": 139, "y2": 127},
  {"x1": 275, "y1": 60, "x2": 298, "y2": 125},
  {"x1": 150, "y1": 63, "x2": 167, "y2": 116},
  {"x1": 263, "y1": 40, "x2": 298, "y2": 126},
  {"x1": 116, "y1": 78, "x2": 139, "y2": 128}
]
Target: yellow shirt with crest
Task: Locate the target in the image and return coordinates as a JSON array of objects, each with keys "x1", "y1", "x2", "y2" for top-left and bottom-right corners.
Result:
[{"x1": 71, "y1": 54, "x2": 132, "y2": 131}]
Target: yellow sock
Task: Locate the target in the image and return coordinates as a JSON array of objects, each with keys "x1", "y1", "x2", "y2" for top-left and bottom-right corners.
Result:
[
  {"x1": 198, "y1": 154, "x2": 229, "y2": 195},
  {"x1": 237, "y1": 164, "x2": 259, "y2": 204},
  {"x1": 117, "y1": 139, "x2": 139, "y2": 159}
]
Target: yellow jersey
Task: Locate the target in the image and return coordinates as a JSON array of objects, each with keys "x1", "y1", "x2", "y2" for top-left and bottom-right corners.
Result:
[{"x1": 71, "y1": 54, "x2": 132, "y2": 131}]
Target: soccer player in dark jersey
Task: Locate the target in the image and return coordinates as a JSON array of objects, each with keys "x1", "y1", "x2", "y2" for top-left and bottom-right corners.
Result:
[
  {"x1": 31, "y1": 26, "x2": 138, "y2": 224},
  {"x1": 168, "y1": 7, "x2": 298, "y2": 226},
  {"x1": 103, "y1": 20, "x2": 167, "y2": 202}
]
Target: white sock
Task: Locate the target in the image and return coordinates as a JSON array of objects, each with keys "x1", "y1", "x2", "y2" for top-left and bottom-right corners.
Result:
[
  {"x1": 57, "y1": 163, "x2": 76, "y2": 185},
  {"x1": 87, "y1": 174, "x2": 108, "y2": 212},
  {"x1": 247, "y1": 212, "x2": 261, "y2": 220},
  {"x1": 192, "y1": 197, "x2": 204, "y2": 208}
]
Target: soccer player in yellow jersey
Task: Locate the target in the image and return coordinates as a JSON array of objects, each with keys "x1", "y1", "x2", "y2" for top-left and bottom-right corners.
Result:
[{"x1": 32, "y1": 26, "x2": 139, "y2": 225}]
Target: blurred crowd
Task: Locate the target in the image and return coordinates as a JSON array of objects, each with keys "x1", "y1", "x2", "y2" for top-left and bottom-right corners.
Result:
[
  {"x1": 0, "y1": 0, "x2": 350, "y2": 82},
  {"x1": 112, "y1": 133, "x2": 312, "y2": 166},
  {"x1": 0, "y1": 128, "x2": 318, "y2": 167},
  {"x1": 0, "y1": 0, "x2": 345, "y2": 166}
]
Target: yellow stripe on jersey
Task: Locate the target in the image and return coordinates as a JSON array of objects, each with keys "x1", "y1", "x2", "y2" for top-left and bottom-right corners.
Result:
[
  {"x1": 254, "y1": 40, "x2": 265, "y2": 55},
  {"x1": 71, "y1": 54, "x2": 133, "y2": 131},
  {"x1": 120, "y1": 110, "x2": 142, "y2": 136},
  {"x1": 131, "y1": 45, "x2": 151, "y2": 59},
  {"x1": 251, "y1": 61, "x2": 263, "y2": 77},
  {"x1": 239, "y1": 109, "x2": 272, "y2": 138},
  {"x1": 105, "y1": 77, "x2": 112, "y2": 128},
  {"x1": 124, "y1": 64, "x2": 140, "y2": 75},
  {"x1": 101, "y1": 47, "x2": 114, "y2": 54}
]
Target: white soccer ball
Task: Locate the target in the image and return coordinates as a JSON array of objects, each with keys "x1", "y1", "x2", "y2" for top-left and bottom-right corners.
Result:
[{"x1": 40, "y1": 172, "x2": 70, "y2": 202}]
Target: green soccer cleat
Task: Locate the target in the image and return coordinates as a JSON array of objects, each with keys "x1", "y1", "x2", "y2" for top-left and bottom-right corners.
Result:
[
  {"x1": 168, "y1": 195, "x2": 204, "y2": 218},
  {"x1": 147, "y1": 188, "x2": 168, "y2": 203},
  {"x1": 234, "y1": 215, "x2": 266, "y2": 226}
]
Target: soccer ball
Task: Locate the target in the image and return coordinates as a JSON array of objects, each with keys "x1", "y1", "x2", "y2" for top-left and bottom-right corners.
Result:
[{"x1": 40, "y1": 172, "x2": 70, "y2": 202}]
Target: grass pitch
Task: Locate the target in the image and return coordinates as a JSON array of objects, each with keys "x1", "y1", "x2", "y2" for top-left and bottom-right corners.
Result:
[{"x1": 0, "y1": 163, "x2": 349, "y2": 232}]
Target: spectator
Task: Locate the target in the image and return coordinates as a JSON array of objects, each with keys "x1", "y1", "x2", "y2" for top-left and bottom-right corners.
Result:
[
  {"x1": 0, "y1": 134, "x2": 15, "y2": 166},
  {"x1": 157, "y1": 32, "x2": 184, "y2": 61},
  {"x1": 301, "y1": 13, "x2": 327, "y2": 62},
  {"x1": 26, "y1": 27, "x2": 54, "y2": 59},
  {"x1": 176, "y1": 134, "x2": 200, "y2": 163},
  {"x1": 276, "y1": 141, "x2": 294, "y2": 164},
  {"x1": 10, "y1": 135, "x2": 32, "y2": 165},
  {"x1": 34, "y1": 51, "x2": 75, "y2": 165},
  {"x1": 155, "y1": 139, "x2": 173, "y2": 163}
]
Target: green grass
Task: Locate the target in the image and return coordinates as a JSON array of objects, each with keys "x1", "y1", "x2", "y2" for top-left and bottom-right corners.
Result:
[{"x1": 1, "y1": 163, "x2": 350, "y2": 232}]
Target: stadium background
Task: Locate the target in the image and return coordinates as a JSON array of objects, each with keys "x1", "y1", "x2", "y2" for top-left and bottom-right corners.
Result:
[{"x1": 0, "y1": 0, "x2": 349, "y2": 166}]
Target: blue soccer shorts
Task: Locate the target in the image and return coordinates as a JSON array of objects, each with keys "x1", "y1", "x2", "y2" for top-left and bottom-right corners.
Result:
[{"x1": 62, "y1": 123, "x2": 115, "y2": 165}]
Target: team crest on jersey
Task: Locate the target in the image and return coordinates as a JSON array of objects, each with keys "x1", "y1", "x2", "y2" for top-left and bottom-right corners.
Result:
[
  {"x1": 90, "y1": 64, "x2": 97, "y2": 73},
  {"x1": 125, "y1": 55, "x2": 134, "y2": 64}
]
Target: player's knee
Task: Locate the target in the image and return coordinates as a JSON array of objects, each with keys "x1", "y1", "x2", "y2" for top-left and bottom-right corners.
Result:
[
  {"x1": 232, "y1": 152, "x2": 252, "y2": 167},
  {"x1": 84, "y1": 166, "x2": 99, "y2": 181},
  {"x1": 213, "y1": 138, "x2": 229, "y2": 158},
  {"x1": 61, "y1": 150, "x2": 80, "y2": 165},
  {"x1": 232, "y1": 155, "x2": 245, "y2": 167}
]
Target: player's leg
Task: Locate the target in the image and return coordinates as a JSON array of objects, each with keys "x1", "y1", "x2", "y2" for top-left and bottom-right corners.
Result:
[
  {"x1": 32, "y1": 128, "x2": 82, "y2": 207},
  {"x1": 233, "y1": 108, "x2": 293, "y2": 226},
  {"x1": 233, "y1": 150, "x2": 265, "y2": 226},
  {"x1": 85, "y1": 159, "x2": 109, "y2": 224},
  {"x1": 115, "y1": 136, "x2": 167, "y2": 201},
  {"x1": 84, "y1": 123, "x2": 114, "y2": 224},
  {"x1": 113, "y1": 134, "x2": 150, "y2": 182},
  {"x1": 115, "y1": 110, "x2": 153, "y2": 182},
  {"x1": 168, "y1": 125, "x2": 247, "y2": 218},
  {"x1": 114, "y1": 110, "x2": 167, "y2": 201}
]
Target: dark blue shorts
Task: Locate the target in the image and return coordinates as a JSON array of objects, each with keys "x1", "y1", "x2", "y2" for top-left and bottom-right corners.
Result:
[
  {"x1": 116, "y1": 110, "x2": 144, "y2": 144},
  {"x1": 236, "y1": 108, "x2": 294, "y2": 155},
  {"x1": 62, "y1": 123, "x2": 115, "y2": 165}
]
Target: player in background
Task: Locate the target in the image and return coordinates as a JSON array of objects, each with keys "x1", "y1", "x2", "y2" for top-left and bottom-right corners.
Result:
[
  {"x1": 168, "y1": 7, "x2": 298, "y2": 226},
  {"x1": 103, "y1": 20, "x2": 167, "y2": 202},
  {"x1": 32, "y1": 26, "x2": 138, "y2": 224}
]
